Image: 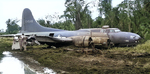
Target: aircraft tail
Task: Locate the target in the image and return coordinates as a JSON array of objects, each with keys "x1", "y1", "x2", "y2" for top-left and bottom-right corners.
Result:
[{"x1": 21, "y1": 8, "x2": 63, "y2": 32}]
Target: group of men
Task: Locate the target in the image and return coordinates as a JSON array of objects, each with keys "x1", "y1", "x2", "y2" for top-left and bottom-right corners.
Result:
[{"x1": 13, "y1": 33, "x2": 41, "y2": 51}]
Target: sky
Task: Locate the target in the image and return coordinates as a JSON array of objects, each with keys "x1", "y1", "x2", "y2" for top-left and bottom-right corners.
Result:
[{"x1": 0, "y1": 0, "x2": 124, "y2": 32}]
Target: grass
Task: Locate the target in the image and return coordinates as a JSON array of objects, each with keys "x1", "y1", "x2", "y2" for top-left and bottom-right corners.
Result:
[
  {"x1": 23, "y1": 41, "x2": 150, "y2": 74},
  {"x1": 109, "y1": 40, "x2": 150, "y2": 53},
  {"x1": 0, "y1": 37, "x2": 12, "y2": 59},
  {"x1": 1, "y1": 37, "x2": 150, "y2": 73}
]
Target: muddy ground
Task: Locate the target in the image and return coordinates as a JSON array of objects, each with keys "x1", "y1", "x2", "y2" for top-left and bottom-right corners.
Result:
[
  {"x1": 1, "y1": 37, "x2": 150, "y2": 74},
  {"x1": 10, "y1": 45, "x2": 150, "y2": 74}
]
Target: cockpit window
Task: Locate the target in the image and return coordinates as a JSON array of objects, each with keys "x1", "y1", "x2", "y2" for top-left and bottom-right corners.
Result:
[
  {"x1": 114, "y1": 29, "x2": 121, "y2": 32},
  {"x1": 108, "y1": 29, "x2": 121, "y2": 33},
  {"x1": 109, "y1": 29, "x2": 115, "y2": 33}
]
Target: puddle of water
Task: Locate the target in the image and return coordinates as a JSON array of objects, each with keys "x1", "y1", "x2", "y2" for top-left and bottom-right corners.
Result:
[
  {"x1": 0, "y1": 51, "x2": 25, "y2": 74},
  {"x1": 0, "y1": 51, "x2": 56, "y2": 74}
]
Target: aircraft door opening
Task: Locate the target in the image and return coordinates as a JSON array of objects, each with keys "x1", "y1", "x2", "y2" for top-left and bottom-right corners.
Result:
[{"x1": 49, "y1": 33, "x2": 54, "y2": 37}]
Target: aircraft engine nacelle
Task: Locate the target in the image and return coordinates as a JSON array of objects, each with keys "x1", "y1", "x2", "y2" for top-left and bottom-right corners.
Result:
[
  {"x1": 91, "y1": 37, "x2": 107, "y2": 44},
  {"x1": 71, "y1": 36, "x2": 92, "y2": 47},
  {"x1": 91, "y1": 37, "x2": 109, "y2": 48}
]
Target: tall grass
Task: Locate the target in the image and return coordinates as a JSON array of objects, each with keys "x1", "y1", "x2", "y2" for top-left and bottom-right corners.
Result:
[
  {"x1": 109, "y1": 40, "x2": 150, "y2": 53},
  {"x1": 0, "y1": 37, "x2": 12, "y2": 55}
]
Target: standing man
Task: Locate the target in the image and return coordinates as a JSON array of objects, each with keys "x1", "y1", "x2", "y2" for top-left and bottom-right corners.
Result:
[{"x1": 19, "y1": 33, "x2": 28, "y2": 51}]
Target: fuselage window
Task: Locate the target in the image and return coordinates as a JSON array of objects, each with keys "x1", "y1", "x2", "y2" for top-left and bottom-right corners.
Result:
[
  {"x1": 101, "y1": 29, "x2": 121, "y2": 33},
  {"x1": 101, "y1": 29, "x2": 107, "y2": 33},
  {"x1": 91, "y1": 30, "x2": 100, "y2": 32},
  {"x1": 78, "y1": 30, "x2": 89, "y2": 32}
]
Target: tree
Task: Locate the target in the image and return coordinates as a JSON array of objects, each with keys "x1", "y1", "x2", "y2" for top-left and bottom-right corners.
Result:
[
  {"x1": 95, "y1": 0, "x2": 150, "y2": 40},
  {"x1": 37, "y1": 19, "x2": 51, "y2": 27},
  {"x1": 6, "y1": 19, "x2": 20, "y2": 34},
  {"x1": 64, "y1": 0, "x2": 92, "y2": 30},
  {"x1": 51, "y1": 21, "x2": 75, "y2": 30},
  {"x1": 37, "y1": 18, "x2": 75, "y2": 30}
]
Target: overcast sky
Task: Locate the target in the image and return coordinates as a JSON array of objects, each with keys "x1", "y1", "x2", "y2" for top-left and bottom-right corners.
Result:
[{"x1": 0, "y1": 0, "x2": 124, "y2": 31}]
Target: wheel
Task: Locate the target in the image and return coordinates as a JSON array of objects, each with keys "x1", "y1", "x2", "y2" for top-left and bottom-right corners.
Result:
[{"x1": 106, "y1": 39, "x2": 114, "y2": 49}]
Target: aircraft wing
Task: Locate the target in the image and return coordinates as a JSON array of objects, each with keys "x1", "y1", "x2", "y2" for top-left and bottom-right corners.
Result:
[
  {"x1": 35, "y1": 36, "x2": 72, "y2": 43},
  {"x1": 0, "y1": 33, "x2": 72, "y2": 43},
  {"x1": 0, "y1": 33, "x2": 22, "y2": 37},
  {"x1": 0, "y1": 34, "x2": 15, "y2": 37}
]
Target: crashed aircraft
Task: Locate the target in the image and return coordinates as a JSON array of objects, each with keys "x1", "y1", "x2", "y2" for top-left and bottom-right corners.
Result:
[{"x1": 2, "y1": 8, "x2": 141, "y2": 48}]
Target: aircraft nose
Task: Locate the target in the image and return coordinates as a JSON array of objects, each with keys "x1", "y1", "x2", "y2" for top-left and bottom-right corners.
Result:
[
  {"x1": 132, "y1": 34, "x2": 141, "y2": 43},
  {"x1": 130, "y1": 33, "x2": 141, "y2": 43},
  {"x1": 134, "y1": 35, "x2": 141, "y2": 40}
]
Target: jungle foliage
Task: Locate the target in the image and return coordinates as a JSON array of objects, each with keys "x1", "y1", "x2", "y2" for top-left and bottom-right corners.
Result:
[
  {"x1": 5, "y1": 0, "x2": 150, "y2": 40},
  {"x1": 5, "y1": 19, "x2": 20, "y2": 34},
  {"x1": 38, "y1": 0, "x2": 150, "y2": 40}
]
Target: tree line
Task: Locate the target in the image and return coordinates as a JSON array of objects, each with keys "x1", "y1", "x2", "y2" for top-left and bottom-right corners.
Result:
[{"x1": 4, "y1": 0, "x2": 150, "y2": 40}]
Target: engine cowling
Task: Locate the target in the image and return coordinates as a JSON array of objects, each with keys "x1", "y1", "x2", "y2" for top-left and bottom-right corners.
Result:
[
  {"x1": 91, "y1": 37, "x2": 109, "y2": 48},
  {"x1": 71, "y1": 36, "x2": 110, "y2": 48},
  {"x1": 71, "y1": 36, "x2": 92, "y2": 47},
  {"x1": 92, "y1": 37, "x2": 108, "y2": 44}
]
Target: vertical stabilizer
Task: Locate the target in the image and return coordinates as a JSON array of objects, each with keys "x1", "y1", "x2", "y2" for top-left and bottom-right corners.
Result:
[{"x1": 21, "y1": 8, "x2": 63, "y2": 32}]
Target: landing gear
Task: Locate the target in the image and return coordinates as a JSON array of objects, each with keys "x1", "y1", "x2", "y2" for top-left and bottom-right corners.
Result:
[{"x1": 106, "y1": 39, "x2": 114, "y2": 49}]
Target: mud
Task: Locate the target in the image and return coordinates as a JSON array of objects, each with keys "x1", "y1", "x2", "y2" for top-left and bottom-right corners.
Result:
[
  {"x1": 10, "y1": 51, "x2": 46, "y2": 73},
  {"x1": 10, "y1": 47, "x2": 150, "y2": 74},
  {"x1": 1, "y1": 37, "x2": 150, "y2": 74}
]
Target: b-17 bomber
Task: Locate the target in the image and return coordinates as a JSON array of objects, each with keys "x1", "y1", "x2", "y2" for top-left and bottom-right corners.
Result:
[{"x1": 1, "y1": 8, "x2": 141, "y2": 49}]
